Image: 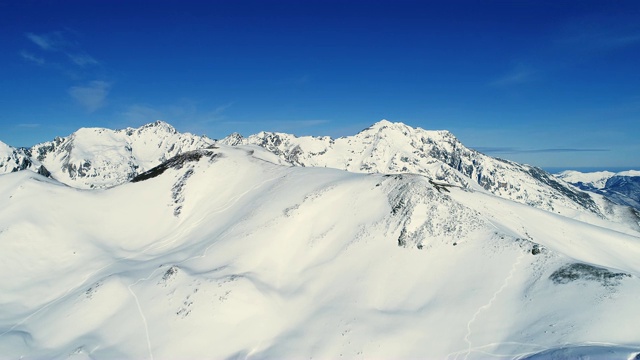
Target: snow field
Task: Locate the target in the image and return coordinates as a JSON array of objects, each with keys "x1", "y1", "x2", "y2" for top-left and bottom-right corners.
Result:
[{"x1": 0, "y1": 145, "x2": 639, "y2": 359}]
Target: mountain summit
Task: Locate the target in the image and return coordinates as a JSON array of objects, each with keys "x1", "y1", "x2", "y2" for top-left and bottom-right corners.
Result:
[
  {"x1": 220, "y1": 120, "x2": 632, "y2": 226},
  {"x1": 2, "y1": 120, "x2": 639, "y2": 230},
  {"x1": 1, "y1": 135, "x2": 640, "y2": 359},
  {"x1": 0, "y1": 121, "x2": 214, "y2": 189}
]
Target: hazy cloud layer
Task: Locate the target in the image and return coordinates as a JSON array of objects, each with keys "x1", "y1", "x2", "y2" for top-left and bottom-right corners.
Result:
[
  {"x1": 67, "y1": 53, "x2": 99, "y2": 67},
  {"x1": 19, "y1": 51, "x2": 45, "y2": 65},
  {"x1": 22, "y1": 31, "x2": 100, "y2": 68},
  {"x1": 22, "y1": 31, "x2": 111, "y2": 112},
  {"x1": 25, "y1": 32, "x2": 66, "y2": 51},
  {"x1": 69, "y1": 81, "x2": 111, "y2": 112},
  {"x1": 474, "y1": 147, "x2": 610, "y2": 154},
  {"x1": 120, "y1": 101, "x2": 235, "y2": 129},
  {"x1": 558, "y1": 14, "x2": 640, "y2": 51},
  {"x1": 491, "y1": 64, "x2": 535, "y2": 86}
]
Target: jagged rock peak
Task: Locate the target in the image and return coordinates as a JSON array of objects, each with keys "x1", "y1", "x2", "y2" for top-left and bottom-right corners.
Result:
[
  {"x1": 139, "y1": 120, "x2": 176, "y2": 133},
  {"x1": 362, "y1": 119, "x2": 451, "y2": 136},
  {"x1": 219, "y1": 132, "x2": 244, "y2": 146},
  {"x1": 120, "y1": 120, "x2": 178, "y2": 136}
]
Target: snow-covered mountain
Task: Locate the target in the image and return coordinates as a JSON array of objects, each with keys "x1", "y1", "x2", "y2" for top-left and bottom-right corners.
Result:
[
  {"x1": 220, "y1": 120, "x2": 630, "y2": 223},
  {"x1": 1, "y1": 144, "x2": 639, "y2": 359},
  {"x1": 0, "y1": 121, "x2": 214, "y2": 189},
  {"x1": 3, "y1": 120, "x2": 638, "y2": 229},
  {"x1": 0, "y1": 140, "x2": 50, "y2": 177},
  {"x1": 557, "y1": 170, "x2": 640, "y2": 210}
]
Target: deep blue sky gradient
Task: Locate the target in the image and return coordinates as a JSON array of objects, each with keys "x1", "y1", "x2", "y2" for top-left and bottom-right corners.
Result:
[{"x1": 1, "y1": 0, "x2": 639, "y2": 168}]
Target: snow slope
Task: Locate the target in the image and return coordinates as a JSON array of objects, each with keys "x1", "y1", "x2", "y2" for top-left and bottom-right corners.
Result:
[
  {"x1": 556, "y1": 170, "x2": 616, "y2": 190},
  {"x1": 221, "y1": 120, "x2": 605, "y2": 220},
  {"x1": 3, "y1": 119, "x2": 638, "y2": 229},
  {"x1": 1, "y1": 145, "x2": 639, "y2": 359},
  {"x1": 23, "y1": 121, "x2": 214, "y2": 189}
]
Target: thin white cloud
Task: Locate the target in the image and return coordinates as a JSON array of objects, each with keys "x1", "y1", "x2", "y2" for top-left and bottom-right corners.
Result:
[
  {"x1": 67, "y1": 52, "x2": 99, "y2": 67},
  {"x1": 122, "y1": 104, "x2": 165, "y2": 124},
  {"x1": 214, "y1": 102, "x2": 234, "y2": 114},
  {"x1": 278, "y1": 74, "x2": 311, "y2": 86},
  {"x1": 474, "y1": 146, "x2": 610, "y2": 154},
  {"x1": 25, "y1": 32, "x2": 64, "y2": 51},
  {"x1": 222, "y1": 119, "x2": 331, "y2": 128},
  {"x1": 25, "y1": 31, "x2": 99, "y2": 68},
  {"x1": 562, "y1": 31, "x2": 640, "y2": 50},
  {"x1": 558, "y1": 15, "x2": 640, "y2": 51},
  {"x1": 69, "y1": 81, "x2": 111, "y2": 112},
  {"x1": 120, "y1": 101, "x2": 230, "y2": 127},
  {"x1": 17, "y1": 123, "x2": 41, "y2": 128},
  {"x1": 491, "y1": 64, "x2": 535, "y2": 86},
  {"x1": 19, "y1": 51, "x2": 45, "y2": 65},
  {"x1": 606, "y1": 33, "x2": 640, "y2": 47},
  {"x1": 285, "y1": 119, "x2": 330, "y2": 127}
]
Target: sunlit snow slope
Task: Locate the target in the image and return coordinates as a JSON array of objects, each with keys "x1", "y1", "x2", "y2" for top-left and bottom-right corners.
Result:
[
  {"x1": 1, "y1": 145, "x2": 639, "y2": 359},
  {"x1": 221, "y1": 120, "x2": 623, "y2": 223},
  {"x1": 3, "y1": 120, "x2": 637, "y2": 230},
  {"x1": 2, "y1": 121, "x2": 215, "y2": 189}
]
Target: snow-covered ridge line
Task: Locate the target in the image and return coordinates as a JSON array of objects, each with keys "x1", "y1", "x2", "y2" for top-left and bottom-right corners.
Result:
[
  {"x1": 556, "y1": 169, "x2": 640, "y2": 211},
  {"x1": 220, "y1": 120, "x2": 603, "y2": 218},
  {"x1": 1, "y1": 119, "x2": 636, "y2": 228},
  {"x1": 0, "y1": 121, "x2": 215, "y2": 189},
  {"x1": 1, "y1": 144, "x2": 639, "y2": 358}
]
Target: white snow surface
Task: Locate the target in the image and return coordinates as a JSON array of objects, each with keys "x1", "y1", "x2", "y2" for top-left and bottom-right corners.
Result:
[
  {"x1": 3, "y1": 120, "x2": 631, "y2": 228},
  {"x1": 0, "y1": 140, "x2": 11, "y2": 154},
  {"x1": 1, "y1": 145, "x2": 640, "y2": 359},
  {"x1": 556, "y1": 170, "x2": 640, "y2": 189},
  {"x1": 28, "y1": 121, "x2": 215, "y2": 189},
  {"x1": 618, "y1": 170, "x2": 640, "y2": 177},
  {"x1": 221, "y1": 120, "x2": 636, "y2": 228},
  {"x1": 556, "y1": 170, "x2": 616, "y2": 189}
]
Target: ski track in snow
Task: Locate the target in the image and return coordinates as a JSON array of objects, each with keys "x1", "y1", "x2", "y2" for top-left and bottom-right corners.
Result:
[
  {"x1": 123, "y1": 173, "x2": 282, "y2": 358},
  {"x1": 0, "y1": 172, "x2": 282, "y2": 358},
  {"x1": 448, "y1": 248, "x2": 526, "y2": 360},
  {"x1": 128, "y1": 277, "x2": 155, "y2": 360}
]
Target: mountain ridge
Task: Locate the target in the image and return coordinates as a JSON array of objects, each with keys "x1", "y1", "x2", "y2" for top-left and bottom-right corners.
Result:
[
  {"x1": 557, "y1": 169, "x2": 640, "y2": 211},
  {"x1": 1, "y1": 121, "x2": 215, "y2": 189},
  {"x1": 2, "y1": 120, "x2": 638, "y2": 230},
  {"x1": 220, "y1": 120, "x2": 605, "y2": 218},
  {"x1": 1, "y1": 143, "x2": 639, "y2": 359}
]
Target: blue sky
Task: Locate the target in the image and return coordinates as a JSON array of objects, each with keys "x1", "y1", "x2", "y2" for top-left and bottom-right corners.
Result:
[{"x1": 1, "y1": 0, "x2": 638, "y2": 169}]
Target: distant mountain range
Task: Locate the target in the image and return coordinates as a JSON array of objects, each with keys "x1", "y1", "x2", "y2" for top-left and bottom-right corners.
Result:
[
  {"x1": 3, "y1": 120, "x2": 637, "y2": 226},
  {"x1": 2, "y1": 120, "x2": 640, "y2": 358},
  {"x1": 556, "y1": 170, "x2": 640, "y2": 211}
]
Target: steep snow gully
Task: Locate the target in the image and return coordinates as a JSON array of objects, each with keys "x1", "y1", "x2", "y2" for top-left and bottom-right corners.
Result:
[{"x1": 1, "y1": 121, "x2": 640, "y2": 359}]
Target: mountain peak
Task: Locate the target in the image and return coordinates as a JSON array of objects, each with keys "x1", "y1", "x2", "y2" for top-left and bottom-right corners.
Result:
[
  {"x1": 367, "y1": 119, "x2": 401, "y2": 130},
  {"x1": 138, "y1": 120, "x2": 177, "y2": 134},
  {"x1": 373, "y1": 119, "x2": 394, "y2": 126},
  {"x1": 0, "y1": 140, "x2": 12, "y2": 153}
]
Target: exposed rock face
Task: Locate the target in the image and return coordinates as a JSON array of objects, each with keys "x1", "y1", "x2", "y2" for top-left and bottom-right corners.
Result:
[
  {"x1": 1, "y1": 121, "x2": 214, "y2": 189},
  {"x1": 557, "y1": 170, "x2": 640, "y2": 211},
  {"x1": 222, "y1": 120, "x2": 599, "y2": 216},
  {"x1": 3, "y1": 120, "x2": 634, "y2": 228}
]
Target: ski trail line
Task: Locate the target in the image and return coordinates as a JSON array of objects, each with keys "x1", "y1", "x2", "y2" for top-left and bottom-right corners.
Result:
[
  {"x1": 450, "y1": 249, "x2": 525, "y2": 360},
  {"x1": 0, "y1": 170, "x2": 282, "y2": 345},
  {"x1": 119, "y1": 173, "x2": 282, "y2": 358},
  {"x1": 128, "y1": 275, "x2": 157, "y2": 360}
]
